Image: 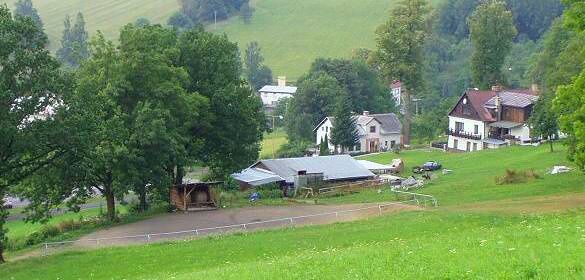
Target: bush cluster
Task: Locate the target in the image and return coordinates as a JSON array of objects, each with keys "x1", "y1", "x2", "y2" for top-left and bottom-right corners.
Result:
[{"x1": 495, "y1": 169, "x2": 541, "y2": 185}]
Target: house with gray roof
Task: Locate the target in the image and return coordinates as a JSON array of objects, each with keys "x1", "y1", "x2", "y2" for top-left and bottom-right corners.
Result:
[
  {"x1": 258, "y1": 76, "x2": 297, "y2": 110},
  {"x1": 447, "y1": 85, "x2": 540, "y2": 152},
  {"x1": 314, "y1": 111, "x2": 402, "y2": 154},
  {"x1": 232, "y1": 155, "x2": 375, "y2": 189}
]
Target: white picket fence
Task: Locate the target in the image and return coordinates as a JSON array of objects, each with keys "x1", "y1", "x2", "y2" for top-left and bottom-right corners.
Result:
[{"x1": 41, "y1": 191, "x2": 437, "y2": 256}]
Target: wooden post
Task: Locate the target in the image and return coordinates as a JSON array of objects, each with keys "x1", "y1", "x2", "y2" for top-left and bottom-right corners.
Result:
[{"x1": 183, "y1": 186, "x2": 186, "y2": 212}]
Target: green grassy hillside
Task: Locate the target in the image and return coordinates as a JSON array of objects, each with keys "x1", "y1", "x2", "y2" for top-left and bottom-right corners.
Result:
[
  {"x1": 0, "y1": 0, "x2": 179, "y2": 52},
  {"x1": 216, "y1": 0, "x2": 442, "y2": 81},
  {"x1": 1, "y1": 0, "x2": 442, "y2": 81},
  {"x1": 3, "y1": 145, "x2": 585, "y2": 278}
]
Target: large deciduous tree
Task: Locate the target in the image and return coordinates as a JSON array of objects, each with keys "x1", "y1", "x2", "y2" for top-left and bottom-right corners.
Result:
[
  {"x1": 376, "y1": 0, "x2": 429, "y2": 145},
  {"x1": 553, "y1": 0, "x2": 585, "y2": 171},
  {"x1": 177, "y1": 28, "x2": 264, "y2": 178},
  {"x1": 0, "y1": 6, "x2": 69, "y2": 263},
  {"x1": 285, "y1": 73, "x2": 345, "y2": 142},
  {"x1": 468, "y1": 0, "x2": 517, "y2": 89},
  {"x1": 244, "y1": 41, "x2": 273, "y2": 90}
]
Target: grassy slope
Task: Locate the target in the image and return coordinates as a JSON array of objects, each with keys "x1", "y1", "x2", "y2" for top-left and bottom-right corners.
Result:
[
  {"x1": 0, "y1": 0, "x2": 179, "y2": 52},
  {"x1": 2, "y1": 145, "x2": 585, "y2": 279},
  {"x1": 259, "y1": 129, "x2": 288, "y2": 159},
  {"x1": 216, "y1": 0, "x2": 443, "y2": 81}
]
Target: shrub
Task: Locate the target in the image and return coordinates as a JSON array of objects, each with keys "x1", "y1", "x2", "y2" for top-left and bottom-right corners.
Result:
[{"x1": 496, "y1": 169, "x2": 541, "y2": 185}]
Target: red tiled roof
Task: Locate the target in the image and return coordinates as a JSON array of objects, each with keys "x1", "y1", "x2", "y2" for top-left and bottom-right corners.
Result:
[
  {"x1": 466, "y1": 90, "x2": 498, "y2": 122},
  {"x1": 390, "y1": 80, "x2": 401, "y2": 89}
]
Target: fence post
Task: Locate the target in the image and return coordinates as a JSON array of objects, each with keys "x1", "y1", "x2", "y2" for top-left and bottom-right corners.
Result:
[
  {"x1": 378, "y1": 205, "x2": 383, "y2": 216},
  {"x1": 146, "y1": 234, "x2": 151, "y2": 243},
  {"x1": 196, "y1": 229, "x2": 199, "y2": 236},
  {"x1": 289, "y1": 218, "x2": 294, "y2": 225},
  {"x1": 43, "y1": 243, "x2": 48, "y2": 256}
]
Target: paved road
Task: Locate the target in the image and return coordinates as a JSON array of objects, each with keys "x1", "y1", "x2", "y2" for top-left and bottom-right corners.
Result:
[{"x1": 71, "y1": 202, "x2": 416, "y2": 248}]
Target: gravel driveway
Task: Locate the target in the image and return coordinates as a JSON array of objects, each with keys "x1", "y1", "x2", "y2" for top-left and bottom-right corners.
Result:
[{"x1": 73, "y1": 202, "x2": 415, "y2": 247}]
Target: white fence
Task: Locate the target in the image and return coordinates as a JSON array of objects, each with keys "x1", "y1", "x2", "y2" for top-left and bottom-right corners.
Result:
[{"x1": 41, "y1": 191, "x2": 437, "y2": 256}]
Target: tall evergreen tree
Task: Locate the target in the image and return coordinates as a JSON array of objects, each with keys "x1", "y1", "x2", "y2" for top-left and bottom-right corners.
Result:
[
  {"x1": 376, "y1": 0, "x2": 429, "y2": 145},
  {"x1": 56, "y1": 15, "x2": 74, "y2": 67},
  {"x1": 468, "y1": 0, "x2": 517, "y2": 89},
  {"x1": 330, "y1": 95, "x2": 359, "y2": 153},
  {"x1": 14, "y1": 0, "x2": 43, "y2": 31},
  {"x1": 244, "y1": 41, "x2": 273, "y2": 90},
  {"x1": 319, "y1": 134, "x2": 330, "y2": 155},
  {"x1": 57, "y1": 13, "x2": 89, "y2": 68}
]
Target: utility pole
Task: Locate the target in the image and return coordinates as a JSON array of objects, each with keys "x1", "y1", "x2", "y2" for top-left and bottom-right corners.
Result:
[{"x1": 267, "y1": 115, "x2": 284, "y2": 159}]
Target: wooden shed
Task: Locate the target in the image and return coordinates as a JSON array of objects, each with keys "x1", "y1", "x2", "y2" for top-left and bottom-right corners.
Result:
[{"x1": 170, "y1": 182, "x2": 223, "y2": 211}]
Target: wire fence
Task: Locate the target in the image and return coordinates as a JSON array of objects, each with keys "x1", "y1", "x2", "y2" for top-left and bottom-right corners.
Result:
[{"x1": 41, "y1": 191, "x2": 437, "y2": 256}]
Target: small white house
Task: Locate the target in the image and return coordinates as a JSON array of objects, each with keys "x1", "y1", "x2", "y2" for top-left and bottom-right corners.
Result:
[
  {"x1": 259, "y1": 76, "x2": 297, "y2": 109},
  {"x1": 314, "y1": 111, "x2": 402, "y2": 154},
  {"x1": 447, "y1": 86, "x2": 539, "y2": 152}
]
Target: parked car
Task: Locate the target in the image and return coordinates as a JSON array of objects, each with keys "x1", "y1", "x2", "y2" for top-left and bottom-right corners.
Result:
[{"x1": 413, "y1": 161, "x2": 442, "y2": 174}]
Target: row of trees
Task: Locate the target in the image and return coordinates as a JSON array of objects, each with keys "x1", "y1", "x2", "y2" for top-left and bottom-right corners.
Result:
[
  {"x1": 169, "y1": 0, "x2": 252, "y2": 30},
  {"x1": 0, "y1": 5, "x2": 264, "y2": 263}
]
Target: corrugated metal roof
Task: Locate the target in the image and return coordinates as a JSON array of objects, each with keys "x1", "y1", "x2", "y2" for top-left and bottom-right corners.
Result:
[
  {"x1": 254, "y1": 155, "x2": 374, "y2": 183},
  {"x1": 259, "y1": 85, "x2": 298, "y2": 94},
  {"x1": 232, "y1": 168, "x2": 284, "y2": 186},
  {"x1": 357, "y1": 160, "x2": 393, "y2": 171},
  {"x1": 485, "y1": 91, "x2": 539, "y2": 108}
]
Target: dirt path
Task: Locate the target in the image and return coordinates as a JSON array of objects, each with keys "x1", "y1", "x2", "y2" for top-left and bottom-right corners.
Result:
[
  {"x1": 448, "y1": 192, "x2": 585, "y2": 214},
  {"x1": 67, "y1": 202, "x2": 415, "y2": 248}
]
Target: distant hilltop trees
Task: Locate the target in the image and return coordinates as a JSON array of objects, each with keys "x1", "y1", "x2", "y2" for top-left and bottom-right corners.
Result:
[{"x1": 169, "y1": 0, "x2": 253, "y2": 30}]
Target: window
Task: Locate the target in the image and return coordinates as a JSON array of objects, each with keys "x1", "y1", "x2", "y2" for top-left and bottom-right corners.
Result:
[
  {"x1": 473, "y1": 143, "x2": 478, "y2": 151},
  {"x1": 356, "y1": 144, "x2": 361, "y2": 151},
  {"x1": 453, "y1": 139, "x2": 459, "y2": 149},
  {"x1": 455, "y1": 122, "x2": 464, "y2": 132},
  {"x1": 322, "y1": 127, "x2": 325, "y2": 131},
  {"x1": 466, "y1": 142, "x2": 471, "y2": 152},
  {"x1": 370, "y1": 126, "x2": 376, "y2": 133},
  {"x1": 474, "y1": 125, "x2": 479, "y2": 135}
]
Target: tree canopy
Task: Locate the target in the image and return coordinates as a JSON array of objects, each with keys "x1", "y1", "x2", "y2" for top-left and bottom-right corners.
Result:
[
  {"x1": 469, "y1": 0, "x2": 517, "y2": 89},
  {"x1": 56, "y1": 13, "x2": 89, "y2": 69},
  {"x1": 244, "y1": 41, "x2": 273, "y2": 91}
]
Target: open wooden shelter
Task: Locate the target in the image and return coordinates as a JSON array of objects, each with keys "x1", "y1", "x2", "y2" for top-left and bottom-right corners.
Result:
[{"x1": 170, "y1": 182, "x2": 223, "y2": 211}]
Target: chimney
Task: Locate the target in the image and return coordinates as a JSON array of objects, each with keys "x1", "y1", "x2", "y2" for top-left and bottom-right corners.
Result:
[
  {"x1": 491, "y1": 84, "x2": 502, "y2": 92},
  {"x1": 363, "y1": 111, "x2": 370, "y2": 116},
  {"x1": 494, "y1": 95, "x2": 502, "y2": 121},
  {"x1": 531, "y1": 83, "x2": 539, "y2": 94},
  {"x1": 277, "y1": 76, "x2": 286, "y2": 87}
]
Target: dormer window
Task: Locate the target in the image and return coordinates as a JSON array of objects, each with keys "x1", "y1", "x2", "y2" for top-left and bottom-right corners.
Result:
[{"x1": 370, "y1": 126, "x2": 376, "y2": 133}]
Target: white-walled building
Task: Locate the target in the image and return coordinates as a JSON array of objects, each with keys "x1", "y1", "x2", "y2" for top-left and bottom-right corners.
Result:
[
  {"x1": 447, "y1": 86, "x2": 539, "y2": 152},
  {"x1": 259, "y1": 76, "x2": 297, "y2": 109},
  {"x1": 315, "y1": 111, "x2": 402, "y2": 154}
]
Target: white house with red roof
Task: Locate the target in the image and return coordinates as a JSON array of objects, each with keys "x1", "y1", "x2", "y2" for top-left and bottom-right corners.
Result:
[
  {"x1": 315, "y1": 111, "x2": 402, "y2": 154},
  {"x1": 447, "y1": 86, "x2": 539, "y2": 152}
]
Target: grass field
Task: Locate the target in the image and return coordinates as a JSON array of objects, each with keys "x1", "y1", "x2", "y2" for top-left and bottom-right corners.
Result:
[
  {"x1": 0, "y1": 0, "x2": 179, "y2": 52},
  {"x1": 259, "y1": 129, "x2": 288, "y2": 159},
  {"x1": 216, "y1": 0, "x2": 443, "y2": 81},
  {"x1": 1, "y1": 0, "x2": 444, "y2": 81},
  {"x1": 2, "y1": 144, "x2": 585, "y2": 279}
]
